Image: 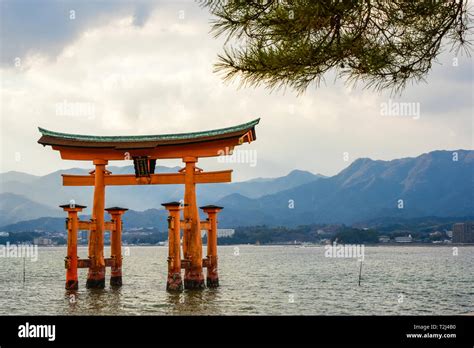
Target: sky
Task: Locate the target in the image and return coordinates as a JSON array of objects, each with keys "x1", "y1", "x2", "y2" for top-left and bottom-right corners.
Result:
[{"x1": 0, "y1": 0, "x2": 473, "y2": 182}]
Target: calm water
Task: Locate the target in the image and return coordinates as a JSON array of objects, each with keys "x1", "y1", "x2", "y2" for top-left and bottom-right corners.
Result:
[{"x1": 0, "y1": 245, "x2": 473, "y2": 315}]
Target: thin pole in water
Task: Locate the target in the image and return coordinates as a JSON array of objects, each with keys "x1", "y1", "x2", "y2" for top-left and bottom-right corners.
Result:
[
  {"x1": 23, "y1": 256, "x2": 26, "y2": 283},
  {"x1": 358, "y1": 260, "x2": 363, "y2": 286}
]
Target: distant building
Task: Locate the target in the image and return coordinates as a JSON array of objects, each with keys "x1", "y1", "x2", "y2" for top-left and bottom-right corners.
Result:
[
  {"x1": 379, "y1": 236, "x2": 390, "y2": 243},
  {"x1": 446, "y1": 230, "x2": 453, "y2": 238},
  {"x1": 395, "y1": 235, "x2": 413, "y2": 243},
  {"x1": 429, "y1": 231, "x2": 443, "y2": 237},
  {"x1": 201, "y1": 229, "x2": 235, "y2": 238},
  {"x1": 217, "y1": 229, "x2": 235, "y2": 238},
  {"x1": 452, "y1": 223, "x2": 474, "y2": 244},
  {"x1": 316, "y1": 229, "x2": 334, "y2": 237},
  {"x1": 33, "y1": 237, "x2": 53, "y2": 245},
  {"x1": 0, "y1": 232, "x2": 9, "y2": 237}
]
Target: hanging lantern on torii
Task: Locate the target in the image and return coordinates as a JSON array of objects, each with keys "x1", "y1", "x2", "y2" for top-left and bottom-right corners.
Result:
[{"x1": 38, "y1": 118, "x2": 259, "y2": 291}]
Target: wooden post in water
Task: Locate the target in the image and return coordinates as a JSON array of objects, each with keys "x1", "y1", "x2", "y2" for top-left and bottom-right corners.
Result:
[
  {"x1": 87, "y1": 159, "x2": 107, "y2": 289},
  {"x1": 61, "y1": 203, "x2": 86, "y2": 290},
  {"x1": 162, "y1": 202, "x2": 184, "y2": 291},
  {"x1": 200, "y1": 205, "x2": 223, "y2": 288},
  {"x1": 106, "y1": 207, "x2": 128, "y2": 287},
  {"x1": 182, "y1": 157, "x2": 205, "y2": 289}
]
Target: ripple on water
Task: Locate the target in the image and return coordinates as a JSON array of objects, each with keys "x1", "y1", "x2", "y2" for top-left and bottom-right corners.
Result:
[{"x1": 0, "y1": 246, "x2": 472, "y2": 315}]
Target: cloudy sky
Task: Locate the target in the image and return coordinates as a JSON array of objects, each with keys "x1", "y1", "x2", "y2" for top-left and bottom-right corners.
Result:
[{"x1": 0, "y1": 0, "x2": 472, "y2": 181}]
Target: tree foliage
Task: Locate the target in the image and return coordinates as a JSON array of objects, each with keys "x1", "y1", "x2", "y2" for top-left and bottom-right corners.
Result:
[
  {"x1": 332, "y1": 228, "x2": 379, "y2": 244},
  {"x1": 201, "y1": 0, "x2": 472, "y2": 93}
]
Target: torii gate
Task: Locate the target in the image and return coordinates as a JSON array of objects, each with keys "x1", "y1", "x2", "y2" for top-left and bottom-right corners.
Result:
[{"x1": 37, "y1": 118, "x2": 259, "y2": 291}]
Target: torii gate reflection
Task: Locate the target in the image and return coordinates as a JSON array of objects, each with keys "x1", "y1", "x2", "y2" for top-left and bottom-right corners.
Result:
[{"x1": 37, "y1": 119, "x2": 259, "y2": 291}]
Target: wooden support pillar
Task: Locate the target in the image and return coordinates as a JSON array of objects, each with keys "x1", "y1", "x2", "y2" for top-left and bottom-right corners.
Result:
[
  {"x1": 200, "y1": 205, "x2": 223, "y2": 288},
  {"x1": 87, "y1": 159, "x2": 108, "y2": 289},
  {"x1": 61, "y1": 204, "x2": 86, "y2": 290},
  {"x1": 162, "y1": 202, "x2": 184, "y2": 291},
  {"x1": 106, "y1": 207, "x2": 128, "y2": 287},
  {"x1": 182, "y1": 157, "x2": 205, "y2": 289}
]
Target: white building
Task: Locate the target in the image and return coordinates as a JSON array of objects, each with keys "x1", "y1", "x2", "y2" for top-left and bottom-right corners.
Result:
[
  {"x1": 217, "y1": 229, "x2": 235, "y2": 238},
  {"x1": 33, "y1": 237, "x2": 53, "y2": 245},
  {"x1": 395, "y1": 234, "x2": 413, "y2": 243},
  {"x1": 201, "y1": 229, "x2": 235, "y2": 238}
]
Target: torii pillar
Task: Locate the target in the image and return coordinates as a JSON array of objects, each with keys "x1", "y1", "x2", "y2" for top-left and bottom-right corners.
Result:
[
  {"x1": 106, "y1": 207, "x2": 128, "y2": 287},
  {"x1": 86, "y1": 159, "x2": 108, "y2": 289},
  {"x1": 200, "y1": 205, "x2": 223, "y2": 288},
  {"x1": 162, "y1": 202, "x2": 184, "y2": 291},
  {"x1": 61, "y1": 203, "x2": 86, "y2": 290},
  {"x1": 182, "y1": 156, "x2": 205, "y2": 289}
]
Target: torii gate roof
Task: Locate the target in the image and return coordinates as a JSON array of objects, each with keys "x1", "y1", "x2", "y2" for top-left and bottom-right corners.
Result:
[
  {"x1": 38, "y1": 118, "x2": 259, "y2": 148},
  {"x1": 38, "y1": 118, "x2": 259, "y2": 160}
]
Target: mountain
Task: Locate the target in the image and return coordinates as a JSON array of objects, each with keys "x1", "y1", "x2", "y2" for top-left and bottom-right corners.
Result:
[
  {"x1": 0, "y1": 166, "x2": 323, "y2": 214},
  {"x1": 215, "y1": 150, "x2": 474, "y2": 226},
  {"x1": 0, "y1": 216, "x2": 66, "y2": 233},
  {"x1": 0, "y1": 193, "x2": 62, "y2": 226},
  {"x1": 0, "y1": 208, "x2": 170, "y2": 233},
  {"x1": 1, "y1": 150, "x2": 472, "y2": 229},
  {"x1": 0, "y1": 166, "x2": 182, "y2": 213},
  {"x1": 0, "y1": 171, "x2": 39, "y2": 184},
  {"x1": 198, "y1": 169, "x2": 323, "y2": 199}
]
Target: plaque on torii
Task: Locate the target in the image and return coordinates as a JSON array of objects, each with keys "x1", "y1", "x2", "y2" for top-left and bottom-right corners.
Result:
[{"x1": 38, "y1": 118, "x2": 259, "y2": 291}]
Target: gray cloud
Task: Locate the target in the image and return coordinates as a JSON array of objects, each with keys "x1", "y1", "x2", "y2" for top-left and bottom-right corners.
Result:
[
  {"x1": 0, "y1": 1, "x2": 472, "y2": 182},
  {"x1": 0, "y1": 0, "x2": 201, "y2": 66}
]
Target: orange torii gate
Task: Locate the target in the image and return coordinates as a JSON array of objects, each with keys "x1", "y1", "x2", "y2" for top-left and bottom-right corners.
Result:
[{"x1": 38, "y1": 119, "x2": 259, "y2": 291}]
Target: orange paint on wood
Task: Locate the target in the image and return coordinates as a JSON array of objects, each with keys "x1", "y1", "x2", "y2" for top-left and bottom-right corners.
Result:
[
  {"x1": 62, "y1": 170, "x2": 232, "y2": 186},
  {"x1": 77, "y1": 220, "x2": 91, "y2": 230},
  {"x1": 106, "y1": 208, "x2": 127, "y2": 287},
  {"x1": 77, "y1": 257, "x2": 116, "y2": 268},
  {"x1": 86, "y1": 160, "x2": 107, "y2": 289},
  {"x1": 199, "y1": 221, "x2": 210, "y2": 230},
  {"x1": 201, "y1": 206, "x2": 223, "y2": 288},
  {"x1": 163, "y1": 203, "x2": 183, "y2": 291},
  {"x1": 53, "y1": 138, "x2": 239, "y2": 161},
  {"x1": 61, "y1": 205, "x2": 85, "y2": 290},
  {"x1": 104, "y1": 221, "x2": 115, "y2": 231},
  {"x1": 182, "y1": 158, "x2": 205, "y2": 289}
]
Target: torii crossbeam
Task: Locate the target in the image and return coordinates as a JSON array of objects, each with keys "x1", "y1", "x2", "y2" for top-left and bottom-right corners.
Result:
[{"x1": 38, "y1": 118, "x2": 259, "y2": 291}]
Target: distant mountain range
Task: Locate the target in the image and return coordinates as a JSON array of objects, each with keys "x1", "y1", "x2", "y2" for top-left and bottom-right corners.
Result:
[
  {"x1": 0, "y1": 192, "x2": 61, "y2": 227},
  {"x1": 0, "y1": 209, "x2": 171, "y2": 233},
  {"x1": 0, "y1": 149, "x2": 472, "y2": 230},
  {"x1": 0, "y1": 165, "x2": 323, "y2": 227},
  {"x1": 215, "y1": 149, "x2": 474, "y2": 226}
]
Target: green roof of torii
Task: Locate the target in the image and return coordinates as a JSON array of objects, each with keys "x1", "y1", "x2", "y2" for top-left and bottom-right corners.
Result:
[
  {"x1": 38, "y1": 118, "x2": 260, "y2": 142},
  {"x1": 38, "y1": 118, "x2": 260, "y2": 143}
]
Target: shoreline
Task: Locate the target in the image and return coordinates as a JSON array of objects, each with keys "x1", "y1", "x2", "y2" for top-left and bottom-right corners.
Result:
[{"x1": 30, "y1": 243, "x2": 474, "y2": 248}]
